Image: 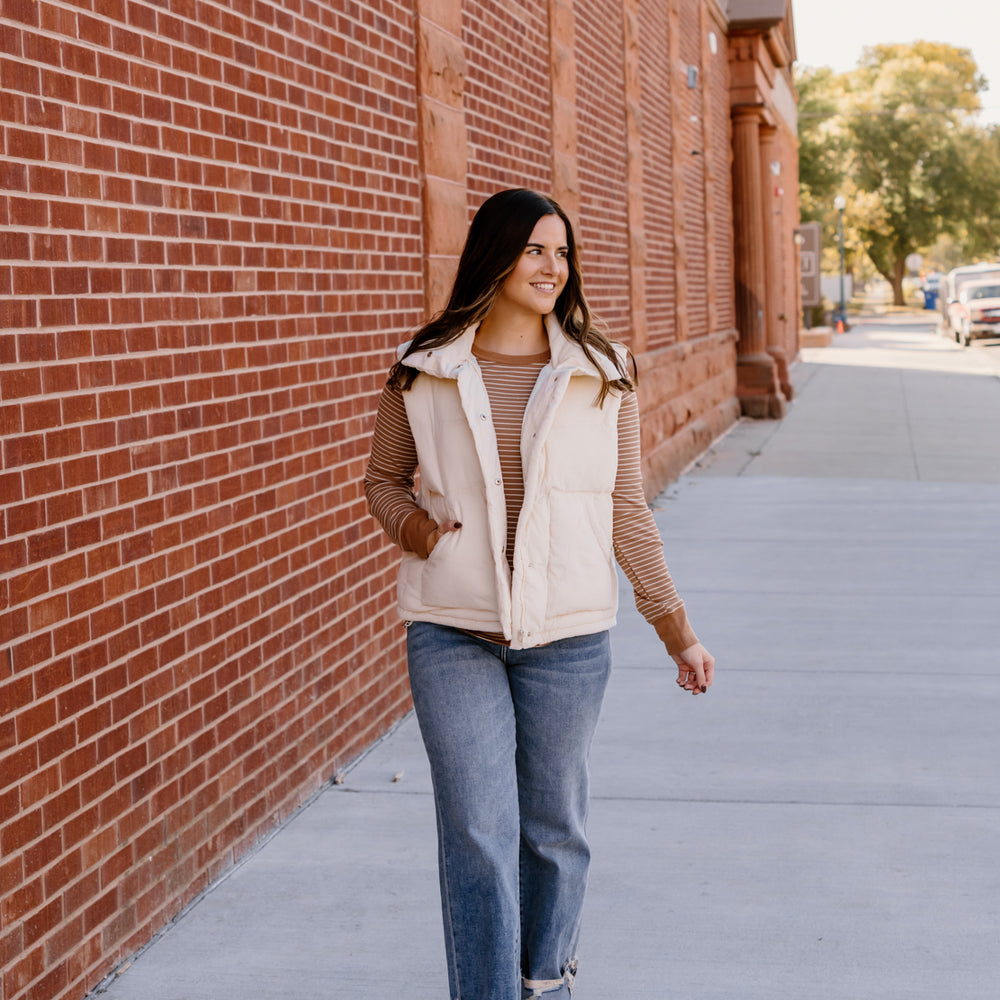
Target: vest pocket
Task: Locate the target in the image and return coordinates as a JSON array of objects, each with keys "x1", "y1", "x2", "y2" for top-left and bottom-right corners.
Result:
[
  {"x1": 419, "y1": 492, "x2": 498, "y2": 612},
  {"x1": 545, "y1": 491, "x2": 616, "y2": 618}
]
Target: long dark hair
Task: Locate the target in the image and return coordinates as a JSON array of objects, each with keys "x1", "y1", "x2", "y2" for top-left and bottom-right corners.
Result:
[{"x1": 388, "y1": 188, "x2": 634, "y2": 404}]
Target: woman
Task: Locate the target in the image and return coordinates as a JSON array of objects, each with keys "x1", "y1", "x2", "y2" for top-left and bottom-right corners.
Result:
[{"x1": 364, "y1": 188, "x2": 714, "y2": 999}]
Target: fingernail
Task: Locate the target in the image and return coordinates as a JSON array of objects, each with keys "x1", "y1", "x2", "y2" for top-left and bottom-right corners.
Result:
[
  {"x1": 454, "y1": 522, "x2": 462, "y2": 528},
  {"x1": 700, "y1": 685, "x2": 707, "y2": 693}
]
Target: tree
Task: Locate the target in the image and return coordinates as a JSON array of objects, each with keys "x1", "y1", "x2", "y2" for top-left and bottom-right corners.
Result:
[
  {"x1": 797, "y1": 42, "x2": 1000, "y2": 306},
  {"x1": 956, "y1": 125, "x2": 1000, "y2": 257},
  {"x1": 848, "y1": 43, "x2": 985, "y2": 303},
  {"x1": 797, "y1": 66, "x2": 849, "y2": 223}
]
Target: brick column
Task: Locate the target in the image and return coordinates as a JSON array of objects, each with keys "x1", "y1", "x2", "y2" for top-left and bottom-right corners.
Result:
[
  {"x1": 731, "y1": 105, "x2": 785, "y2": 418},
  {"x1": 415, "y1": 0, "x2": 469, "y2": 316},
  {"x1": 622, "y1": 0, "x2": 647, "y2": 352},
  {"x1": 548, "y1": 0, "x2": 580, "y2": 221}
]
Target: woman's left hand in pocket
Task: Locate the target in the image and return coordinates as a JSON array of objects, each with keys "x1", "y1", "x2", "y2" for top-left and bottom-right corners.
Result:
[{"x1": 426, "y1": 519, "x2": 462, "y2": 556}]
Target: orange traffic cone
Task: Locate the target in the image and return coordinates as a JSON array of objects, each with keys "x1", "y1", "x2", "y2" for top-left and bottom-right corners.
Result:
[{"x1": 836, "y1": 319, "x2": 845, "y2": 334}]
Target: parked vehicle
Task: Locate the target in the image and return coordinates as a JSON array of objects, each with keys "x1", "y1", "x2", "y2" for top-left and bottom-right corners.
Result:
[
  {"x1": 940, "y1": 263, "x2": 1000, "y2": 341},
  {"x1": 956, "y1": 278, "x2": 1000, "y2": 346}
]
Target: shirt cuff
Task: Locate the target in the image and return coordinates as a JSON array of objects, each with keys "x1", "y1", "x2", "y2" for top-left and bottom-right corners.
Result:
[
  {"x1": 399, "y1": 510, "x2": 437, "y2": 558},
  {"x1": 651, "y1": 604, "x2": 699, "y2": 657}
]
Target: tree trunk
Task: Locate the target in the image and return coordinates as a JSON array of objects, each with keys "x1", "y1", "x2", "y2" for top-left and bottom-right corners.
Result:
[{"x1": 890, "y1": 256, "x2": 907, "y2": 306}]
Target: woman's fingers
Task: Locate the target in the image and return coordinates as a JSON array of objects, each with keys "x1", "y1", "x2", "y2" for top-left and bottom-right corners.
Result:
[
  {"x1": 427, "y1": 519, "x2": 462, "y2": 555},
  {"x1": 673, "y1": 644, "x2": 715, "y2": 695}
]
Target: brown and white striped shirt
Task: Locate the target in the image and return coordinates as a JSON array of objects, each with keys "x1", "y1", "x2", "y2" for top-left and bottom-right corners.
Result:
[{"x1": 364, "y1": 347, "x2": 697, "y2": 654}]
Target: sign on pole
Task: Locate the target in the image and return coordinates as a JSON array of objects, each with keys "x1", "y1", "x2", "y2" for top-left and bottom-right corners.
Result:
[{"x1": 798, "y1": 222, "x2": 822, "y2": 307}]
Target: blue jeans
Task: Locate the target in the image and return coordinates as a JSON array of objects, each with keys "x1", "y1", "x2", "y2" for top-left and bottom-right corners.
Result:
[{"x1": 406, "y1": 622, "x2": 612, "y2": 1000}]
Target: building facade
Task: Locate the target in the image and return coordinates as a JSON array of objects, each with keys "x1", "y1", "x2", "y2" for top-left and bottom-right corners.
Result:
[{"x1": 0, "y1": 2, "x2": 798, "y2": 998}]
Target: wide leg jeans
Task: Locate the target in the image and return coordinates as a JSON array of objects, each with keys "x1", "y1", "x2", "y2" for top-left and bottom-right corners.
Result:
[{"x1": 406, "y1": 621, "x2": 612, "y2": 1000}]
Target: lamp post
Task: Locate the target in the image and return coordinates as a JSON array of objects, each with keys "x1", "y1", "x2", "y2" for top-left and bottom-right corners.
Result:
[{"x1": 834, "y1": 194, "x2": 847, "y2": 329}]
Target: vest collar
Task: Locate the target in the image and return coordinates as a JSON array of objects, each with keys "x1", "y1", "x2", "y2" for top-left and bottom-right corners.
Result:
[{"x1": 399, "y1": 313, "x2": 622, "y2": 381}]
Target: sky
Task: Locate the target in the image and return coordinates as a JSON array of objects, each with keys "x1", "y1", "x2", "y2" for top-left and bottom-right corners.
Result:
[{"x1": 791, "y1": 0, "x2": 1000, "y2": 127}]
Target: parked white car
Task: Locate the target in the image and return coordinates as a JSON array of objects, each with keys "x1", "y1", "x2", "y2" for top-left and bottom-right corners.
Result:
[
  {"x1": 940, "y1": 263, "x2": 1000, "y2": 341},
  {"x1": 956, "y1": 278, "x2": 1000, "y2": 346}
]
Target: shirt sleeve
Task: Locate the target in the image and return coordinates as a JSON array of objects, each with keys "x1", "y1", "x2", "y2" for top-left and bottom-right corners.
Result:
[
  {"x1": 612, "y1": 390, "x2": 699, "y2": 656},
  {"x1": 363, "y1": 381, "x2": 437, "y2": 557}
]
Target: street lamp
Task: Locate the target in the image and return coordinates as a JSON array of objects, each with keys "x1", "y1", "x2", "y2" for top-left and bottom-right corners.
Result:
[{"x1": 834, "y1": 195, "x2": 847, "y2": 330}]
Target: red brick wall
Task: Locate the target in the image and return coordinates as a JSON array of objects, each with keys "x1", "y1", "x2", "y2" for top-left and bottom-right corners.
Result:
[
  {"x1": 639, "y1": 0, "x2": 677, "y2": 352},
  {"x1": 463, "y1": 0, "x2": 552, "y2": 202},
  {"x1": 1, "y1": 2, "x2": 749, "y2": 998},
  {"x1": 678, "y1": 0, "x2": 709, "y2": 340},
  {"x1": 2, "y1": 2, "x2": 421, "y2": 998},
  {"x1": 707, "y1": 13, "x2": 735, "y2": 332}
]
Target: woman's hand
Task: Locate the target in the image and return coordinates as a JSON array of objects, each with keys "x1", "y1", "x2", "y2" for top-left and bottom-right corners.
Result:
[
  {"x1": 672, "y1": 643, "x2": 715, "y2": 695},
  {"x1": 426, "y1": 519, "x2": 462, "y2": 556}
]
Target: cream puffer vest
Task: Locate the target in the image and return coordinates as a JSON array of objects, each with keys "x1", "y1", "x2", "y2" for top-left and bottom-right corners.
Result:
[{"x1": 397, "y1": 313, "x2": 625, "y2": 649}]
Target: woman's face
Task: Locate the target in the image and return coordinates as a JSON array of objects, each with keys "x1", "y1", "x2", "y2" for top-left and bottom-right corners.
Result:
[{"x1": 495, "y1": 213, "x2": 570, "y2": 318}]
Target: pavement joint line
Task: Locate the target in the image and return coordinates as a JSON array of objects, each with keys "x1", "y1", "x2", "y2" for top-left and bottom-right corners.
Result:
[
  {"x1": 339, "y1": 788, "x2": 1000, "y2": 811},
  {"x1": 898, "y1": 367, "x2": 925, "y2": 480},
  {"x1": 663, "y1": 588, "x2": 1000, "y2": 597},
  {"x1": 613, "y1": 666, "x2": 1000, "y2": 676},
  {"x1": 588, "y1": 795, "x2": 1000, "y2": 810}
]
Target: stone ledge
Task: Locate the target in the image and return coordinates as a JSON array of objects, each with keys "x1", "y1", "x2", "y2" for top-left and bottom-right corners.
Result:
[{"x1": 799, "y1": 326, "x2": 832, "y2": 347}]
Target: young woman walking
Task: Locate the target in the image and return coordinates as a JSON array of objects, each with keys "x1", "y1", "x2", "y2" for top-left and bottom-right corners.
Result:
[{"x1": 364, "y1": 188, "x2": 714, "y2": 1000}]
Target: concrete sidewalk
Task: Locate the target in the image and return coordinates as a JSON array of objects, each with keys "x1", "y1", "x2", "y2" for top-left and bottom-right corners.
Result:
[{"x1": 99, "y1": 314, "x2": 1000, "y2": 1000}]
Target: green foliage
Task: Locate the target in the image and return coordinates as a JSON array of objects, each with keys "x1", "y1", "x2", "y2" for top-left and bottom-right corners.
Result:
[
  {"x1": 797, "y1": 67, "x2": 849, "y2": 222},
  {"x1": 796, "y1": 42, "x2": 1000, "y2": 304}
]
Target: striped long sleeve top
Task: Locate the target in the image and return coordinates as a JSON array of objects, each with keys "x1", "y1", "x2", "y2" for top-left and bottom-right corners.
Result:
[{"x1": 364, "y1": 346, "x2": 698, "y2": 655}]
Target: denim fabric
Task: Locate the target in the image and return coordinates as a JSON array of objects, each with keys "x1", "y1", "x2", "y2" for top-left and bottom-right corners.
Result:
[{"x1": 406, "y1": 621, "x2": 612, "y2": 1000}]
